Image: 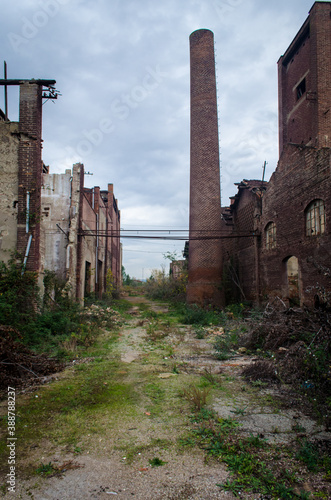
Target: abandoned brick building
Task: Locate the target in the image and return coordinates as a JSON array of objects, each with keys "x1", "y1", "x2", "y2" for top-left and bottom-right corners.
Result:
[
  {"x1": 188, "y1": 1, "x2": 331, "y2": 308},
  {"x1": 0, "y1": 79, "x2": 121, "y2": 300}
]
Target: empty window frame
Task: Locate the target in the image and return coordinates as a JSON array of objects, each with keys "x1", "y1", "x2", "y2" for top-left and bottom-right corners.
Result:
[
  {"x1": 296, "y1": 78, "x2": 306, "y2": 100},
  {"x1": 265, "y1": 222, "x2": 276, "y2": 249},
  {"x1": 306, "y1": 199, "x2": 325, "y2": 236}
]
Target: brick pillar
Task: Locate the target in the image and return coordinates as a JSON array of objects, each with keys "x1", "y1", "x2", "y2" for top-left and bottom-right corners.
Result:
[
  {"x1": 17, "y1": 82, "x2": 43, "y2": 272},
  {"x1": 187, "y1": 29, "x2": 223, "y2": 306},
  {"x1": 75, "y1": 164, "x2": 85, "y2": 299}
]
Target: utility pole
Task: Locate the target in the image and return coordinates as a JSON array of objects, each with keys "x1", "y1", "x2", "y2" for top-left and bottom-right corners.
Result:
[{"x1": 4, "y1": 61, "x2": 8, "y2": 120}]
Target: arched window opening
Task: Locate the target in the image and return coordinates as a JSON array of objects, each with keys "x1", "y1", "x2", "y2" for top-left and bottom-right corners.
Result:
[
  {"x1": 265, "y1": 222, "x2": 276, "y2": 249},
  {"x1": 306, "y1": 199, "x2": 325, "y2": 236}
]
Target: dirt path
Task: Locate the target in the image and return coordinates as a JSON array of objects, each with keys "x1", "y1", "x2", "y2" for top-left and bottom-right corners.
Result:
[{"x1": 1, "y1": 296, "x2": 330, "y2": 499}]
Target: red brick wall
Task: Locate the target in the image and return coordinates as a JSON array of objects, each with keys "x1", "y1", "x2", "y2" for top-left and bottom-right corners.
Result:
[
  {"x1": 17, "y1": 82, "x2": 43, "y2": 272},
  {"x1": 187, "y1": 29, "x2": 223, "y2": 306},
  {"x1": 260, "y1": 144, "x2": 331, "y2": 306},
  {"x1": 232, "y1": 189, "x2": 261, "y2": 301},
  {"x1": 221, "y1": 184, "x2": 263, "y2": 303},
  {"x1": 222, "y1": 3, "x2": 331, "y2": 308},
  {"x1": 278, "y1": 2, "x2": 331, "y2": 153}
]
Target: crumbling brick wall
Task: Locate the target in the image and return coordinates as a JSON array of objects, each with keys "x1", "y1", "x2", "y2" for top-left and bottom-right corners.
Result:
[
  {"x1": 221, "y1": 2, "x2": 331, "y2": 308},
  {"x1": 260, "y1": 145, "x2": 331, "y2": 307},
  {"x1": 0, "y1": 121, "x2": 19, "y2": 259},
  {"x1": 221, "y1": 182, "x2": 264, "y2": 304}
]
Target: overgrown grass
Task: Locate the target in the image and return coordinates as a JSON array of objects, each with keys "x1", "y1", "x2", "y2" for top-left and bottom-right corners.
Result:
[
  {"x1": 213, "y1": 328, "x2": 240, "y2": 360},
  {"x1": 0, "y1": 258, "x2": 128, "y2": 360},
  {"x1": 181, "y1": 408, "x2": 330, "y2": 499},
  {"x1": 169, "y1": 302, "x2": 226, "y2": 327},
  {"x1": 0, "y1": 346, "x2": 139, "y2": 471},
  {"x1": 181, "y1": 385, "x2": 210, "y2": 411}
]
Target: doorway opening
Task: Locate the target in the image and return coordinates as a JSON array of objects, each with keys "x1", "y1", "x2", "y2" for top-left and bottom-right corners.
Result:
[{"x1": 284, "y1": 256, "x2": 300, "y2": 306}]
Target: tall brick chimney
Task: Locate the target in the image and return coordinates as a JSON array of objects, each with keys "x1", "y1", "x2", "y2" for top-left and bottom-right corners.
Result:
[{"x1": 187, "y1": 29, "x2": 223, "y2": 306}]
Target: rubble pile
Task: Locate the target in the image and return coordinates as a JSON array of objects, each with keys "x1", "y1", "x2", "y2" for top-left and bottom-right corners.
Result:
[
  {"x1": 0, "y1": 326, "x2": 63, "y2": 392},
  {"x1": 242, "y1": 302, "x2": 331, "y2": 395}
]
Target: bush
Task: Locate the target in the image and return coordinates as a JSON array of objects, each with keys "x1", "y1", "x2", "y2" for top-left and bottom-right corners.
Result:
[
  {"x1": 145, "y1": 269, "x2": 187, "y2": 301},
  {"x1": 0, "y1": 259, "x2": 120, "y2": 354},
  {"x1": 0, "y1": 257, "x2": 39, "y2": 327}
]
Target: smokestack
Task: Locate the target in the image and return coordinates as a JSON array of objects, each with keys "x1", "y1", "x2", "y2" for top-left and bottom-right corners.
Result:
[{"x1": 187, "y1": 29, "x2": 223, "y2": 306}]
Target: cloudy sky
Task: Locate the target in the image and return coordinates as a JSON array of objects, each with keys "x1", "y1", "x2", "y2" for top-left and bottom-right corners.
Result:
[{"x1": 1, "y1": 0, "x2": 318, "y2": 279}]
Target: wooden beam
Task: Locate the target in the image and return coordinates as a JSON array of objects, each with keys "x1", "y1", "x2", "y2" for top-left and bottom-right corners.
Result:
[{"x1": 0, "y1": 79, "x2": 56, "y2": 86}]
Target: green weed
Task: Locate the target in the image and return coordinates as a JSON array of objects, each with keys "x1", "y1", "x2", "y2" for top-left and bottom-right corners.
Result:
[
  {"x1": 149, "y1": 457, "x2": 166, "y2": 467},
  {"x1": 184, "y1": 407, "x2": 321, "y2": 499},
  {"x1": 35, "y1": 462, "x2": 55, "y2": 476},
  {"x1": 295, "y1": 440, "x2": 319, "y2": 471},
  {"x1": 121, "y1": 438, "x2": 171, "y2": 464},
  {"x1": 201, "y1": 367, "x2": 220, "y2": 386},
  {"x1": 182, "y1": 385, "x2": 210, "y2": 411},
  {"x1": 189, "y1": 408, "x2": 217, "y2": 423},
  {"x1": 183, "y1": 304, "x2": 225, "y2": 326},
  {"x1": 194, "y1": 325, "x2": 206, "y2": 339},
  {"x1": 213, "y1": 329, "x2": 239, "y2": 360},
  {"x1": 292, "y1": 423, "x2": 306, "y2": 433},
  {"x1": 230, "y1": 406, "x2": 247, "y2": 416}
]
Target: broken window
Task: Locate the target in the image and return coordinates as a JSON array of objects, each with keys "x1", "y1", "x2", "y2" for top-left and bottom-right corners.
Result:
[
  {"x1": 306, "y1": 199, "x2": 325, "y2": 236},
  {"x1": 265, "y1": 222, "x2": 276, "y2": 249},
  {"x1": 296, "y1": 78, "x2": 306, "y2": 100}
]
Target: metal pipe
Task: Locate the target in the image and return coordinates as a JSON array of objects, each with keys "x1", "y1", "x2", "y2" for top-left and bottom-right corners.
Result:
[
  {"x1": 26, "y1": 192, "x2": 30, "y2": 233},
  {"x1": 95, "y1": 212, "x2": 99, "y2": 284},
  {"x1": 21, "y1": 234, "x2": 32, "y2": 275}
]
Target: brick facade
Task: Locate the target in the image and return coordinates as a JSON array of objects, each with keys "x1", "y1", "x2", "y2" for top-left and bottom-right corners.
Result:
[
  {"x1": 260, "y1": 144, "x2": 330, "y2": 307},
  {"x1": 0, "y1": 79, "x2": 122, "y2": 301},
  {"x1": 41, "y1": 164, "x2": 121, "y2": 302},
  {"x1": 221, "y1": 2, "x2": 331, "y2": 308},
  {"x1": 190, "y1": 2, "x2": 330, "y2": 309},
  {"x1": 278, "y1": 1, "x2": 331, "y2": 153},
  {"x1": 221, "y1": 181, "x2": 264, "y2": 304}
]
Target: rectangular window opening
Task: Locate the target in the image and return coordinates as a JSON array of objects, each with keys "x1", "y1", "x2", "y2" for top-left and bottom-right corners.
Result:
[{"x1": 296, "y1": 78, "x2": 306, "y2": 100}]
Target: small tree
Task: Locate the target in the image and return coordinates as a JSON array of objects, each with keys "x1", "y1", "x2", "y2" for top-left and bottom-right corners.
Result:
[
  {"x1": 106, "y1": 269, "x2": 115, "y2": 299},
  {"x1": 163, "y1": 251, "x2": 180, "y2": 263},
  {"x1": 122, "y1": 266, "x2": 133, "y2": 286},
  {"x1": 0, "y1": 256, "x2": 40, "y2": 327}
]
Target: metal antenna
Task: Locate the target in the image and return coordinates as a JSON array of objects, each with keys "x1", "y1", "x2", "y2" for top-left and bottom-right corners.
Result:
[
  {"x1": 4, "y1": 61, "x2": 8, "y2": 120},
  {"x1": 262, "y1": 160, "x2": 267, "y2": 184}
]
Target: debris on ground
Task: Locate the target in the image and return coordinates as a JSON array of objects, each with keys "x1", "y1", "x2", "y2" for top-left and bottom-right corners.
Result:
[
  {"x1": 0, "y1": 325, "x2": 63, "y2": 392},
  {"x1": 240, "y1": 302, "x2": 331, "y2": 421},
  {"x1": 242, "y1": 359, "x2": 280, "y2": 383}
]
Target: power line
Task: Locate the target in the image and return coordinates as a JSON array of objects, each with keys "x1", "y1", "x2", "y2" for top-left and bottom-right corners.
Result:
[{"x1": 124, "y1": 249, "x2": 166, "y2": 254}]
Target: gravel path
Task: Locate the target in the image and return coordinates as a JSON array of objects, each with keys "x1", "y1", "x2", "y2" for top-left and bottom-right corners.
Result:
[{"x1": 1, "y1": 296, "x2": 330, "y2": 499}]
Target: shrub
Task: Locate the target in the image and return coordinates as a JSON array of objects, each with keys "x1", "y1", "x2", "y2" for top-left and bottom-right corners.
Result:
[
  {"x1": 145, "y1": 269, "x2": 187, "y2": 301},
  {"x1": 182, "y1": 385, "x2": 210, "y2": 410},
  {"x1": 214, "y1": 329, "x2": 239, "y2": 360},
  {"x1": 182, "y1": 304, "x2": 225, "y2": 326},
  {"x1": 0, "y1": 256, "x2": 39, "y2": 327}
]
